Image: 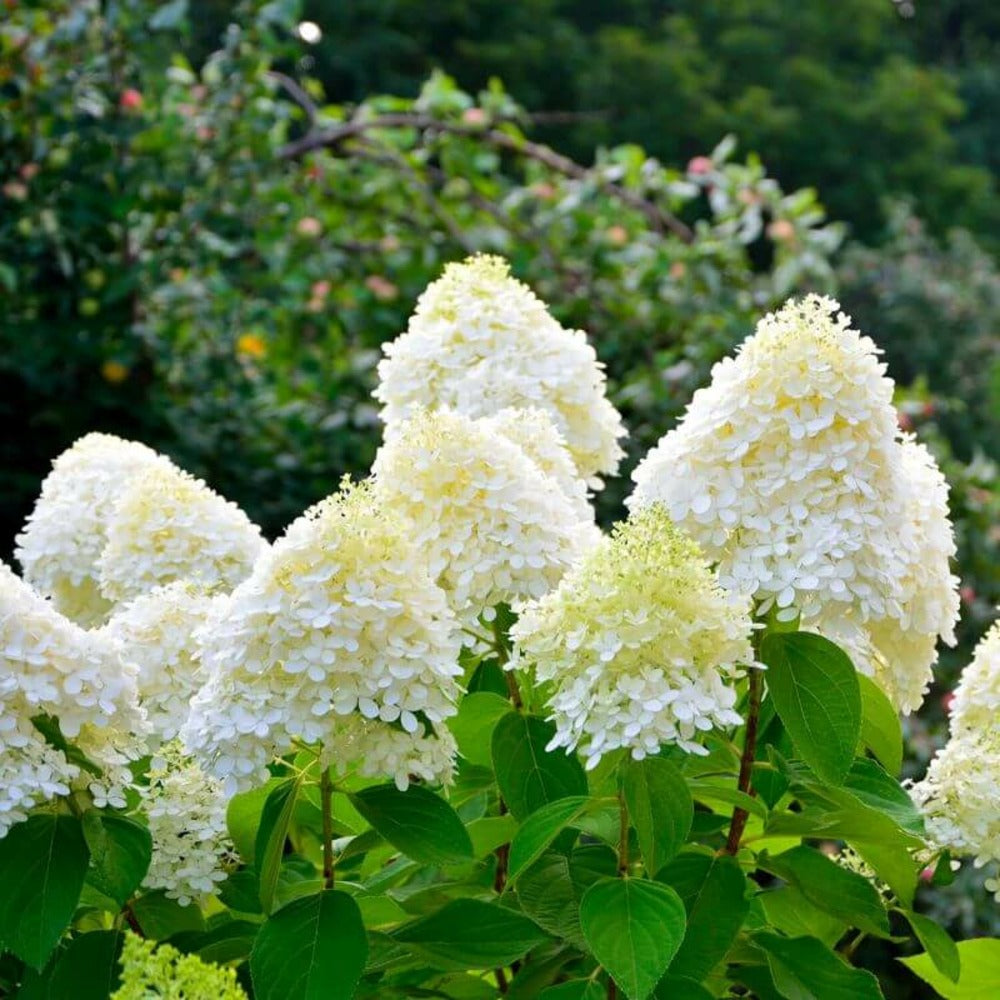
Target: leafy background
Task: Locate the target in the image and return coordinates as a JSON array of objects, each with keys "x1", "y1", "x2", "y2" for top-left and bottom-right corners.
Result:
[{"x1": 2, "y1": 0, "x2": 999, "y2": 979}]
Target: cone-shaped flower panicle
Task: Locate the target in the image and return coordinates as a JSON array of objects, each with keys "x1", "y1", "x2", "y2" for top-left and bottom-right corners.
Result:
[
  {"x1": 372, "y1": 407, "x2": 597, "y2": 625},
  {"x1": 0, "y1": 562, "x2": 145, "y2": 835},
  {"x1": 15, "y1": 433, "x2": 172, "y2": 624},
  {"x1": 138, "y1": 743, "x2": 235, "y2": 907},
  {"x1": 629, "y1": 295, "x2": 958, "y2": 711},
  {"x1": 98, "y1": 463, "x2": 266, "y2": 605},
  {"x1": 112, "y1": 933, "x2": 247, "y2": 1000},
  {"x1": 911, "y1": 623, "x2": 1000, "y2": 897},
  {"x1": 511, "y1": 505, "x2": 755, "y2": 769},
  {"x1": 102, "y1": 582, "x2": 223, "y2": 743},
  {"x1": 374, "y1": 254, "x2": 626, "y2": 485},
  {"x1": 184, "y1": 479, "x2": 462, "y2": 794}
]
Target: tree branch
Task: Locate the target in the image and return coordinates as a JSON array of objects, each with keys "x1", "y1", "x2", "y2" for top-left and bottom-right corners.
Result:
[{"x1": 279, "y1": 113, "x2": 693, "y2": 242}]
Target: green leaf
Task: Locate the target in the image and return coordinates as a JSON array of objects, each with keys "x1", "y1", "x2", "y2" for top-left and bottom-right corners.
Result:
[
  {"x1": 858, "y1": 674, "x2": 903, "y2": 775},
  {"x1": 47, "y1": 930, "x2": 124, "y2": 1000},
  {"x1": 83, "y1": 812, "x2": 152, "y2": 906},
  {"x1": 760, "y1": 887, "x2": 847, "y2": 947},
  {"x1": 901, "y1": 938, "x2": 1000, "y2": 998},
  {"x1": 762, "y1": 631, "x2": 861, "y2": 785},
  {"x1": 659, "y1": 851, "x2": 748, "y2": 981},
  {"x1": 492, "y1": 713, "x2": 588, "y2": 821},
  {"x1": 130, "y1": 889, "x2": 205, "y2": 939},
  {"x1": 0, "y1": 815, "x2": 90, "y2": 968},
  {"x1": 850, "y1": 839, "x2": 919, "y2": 909},
  {"x1": 622, "y1": 757, "x2": 693, "y2": 876},
  {"x1": 899, "y1": 909, "x2": 961, "y2": 984},
  {"x1": 448, "y1": 692, "x2": 514, "y2": 767},
  {"x1": 256, "y1": 777, "x2": 301, "y2": 913},
  {"x1": 467, "y1": 814, "x2": 519, "y2": 859},
  {"x1": 579, "y1": 877, "x2": 687, "y2": 1000},
  {"x1": 844, "y1": 759, "x2": 924, "y2": 834},
  {"x1": 507, "y1": 796, "x2": 590, "y2": 882},
  {"x1": 653, "y1": 976, "x2": 713, "y2": 1000},
  {"x1": 759, "y1": 846, "x2": 891, "y2": 938},
  {"x1": 755, "y1": 933, "x2": 884, "y2": 999},
  {"x1": 227, "y1": 778, "x2": 286, "y2": 862},
  {"x1": 251, "y1": 890, "x2": 367, "y2": 1000},
  {"x1": 350, "y1": 783, "x2": 473, "y2": 866},
  {"x1": 540, "y1": 981, "x2": 605, "y2": 1000},
  {"x1": 393, "y1": 898, "x2": 548, "y2": 969}
]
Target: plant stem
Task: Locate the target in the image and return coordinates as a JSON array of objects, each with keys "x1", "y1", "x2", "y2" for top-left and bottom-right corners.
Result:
[
  {"x1": 724, "y1": 664, "x2": 763, "y2": 855},
  {"x1": 493, "y1": 614, "x2": 523, "y2": 709},
  {"x1": 320, "y1": 767, "x2": 335, "y2": 890},
  {"x1": 494, "y1": 967, "x2": 509, "y2": 993}
]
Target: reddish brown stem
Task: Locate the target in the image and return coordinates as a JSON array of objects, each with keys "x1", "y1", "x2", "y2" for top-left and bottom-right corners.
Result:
[{"x1": 724, "y1": 666, "x2": 763, "y2": 855}]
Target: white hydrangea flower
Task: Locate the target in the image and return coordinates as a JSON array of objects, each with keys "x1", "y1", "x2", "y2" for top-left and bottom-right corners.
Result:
[
  {"x1": 15, "y1": 433, "x2": 171, "y2": 624},
  {"x1": 0, "y1": 563, "x2": 145, "y2": 835},
  {"x1": 184, "y1": 479, "x2": 463, "y2": 795},
  {"x1": 481, "y1": 407, "x2": 595, "y2": 524},
  {"x1": 911, "y1": 731, "x2": 1000, "y2": 900},
  {"x1": 102, "y1": 583, "x2": 222, "y2": 743},
  {"x1": 138, "y1": 744, "x2": 234, "y2": 907},
  {"x1": 98, "y1": 464, "x2": 266, "y2": 605},
  {"x1": 630, "y1": 296, "x2": 958, "y2": 711},
  {"x1": 949, "y1": 619, "x2": 1000, "y2": 735},
  {"x1": 374, "y1": 254, "x2": 626, "y2": 486},
  {"x1": 511, "y1": 505, "x2": 755, "y2": 769},
  {"x1": 371, "y1": 407, "x2": 596, "y2": 625},
  {"x1": 323, "y1": 714, "x2": 459, "y2": 791}
]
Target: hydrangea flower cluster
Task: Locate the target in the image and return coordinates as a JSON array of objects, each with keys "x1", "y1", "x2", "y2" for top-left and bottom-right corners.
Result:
[
  {"x1": 372, "y1": 407, "x2": 596, "y2": 625},
  {"x1": 112, "y1": 933, "x2": 247, "y2": 1000},
  {"x1": 374, "y1": 254, "x2": 626, "y2": 486},
  {"x1": 629, "y1": 296, "x2": 958, "y2": 711},
  {"x1": 511, "y1": 505, "x2": 755, "y2": 769},
  {"x1": 103, "y1": 583, "x2": 222, "y2": 743},
  {"x1": 15, "y1": 433, "x2": 171, "y2": 624},
  {"x1": 911, "y1": 621, "x2": 1000, "y2": 897},
  {"x1": 15, "y1": 433, "x2": 265, "y2": 624},
  {"x1": 0, "y1": 562, "x2": 145, "y2": 835},
  {"x1": 97, "y1": 463, "x2": 266, "y2": 605},
  {"x1": 138, "y1": 743, "x2": 235, "y2": 907},
  {"x1": 185, "y1": 479, "x2": 463, "y2": 794}
]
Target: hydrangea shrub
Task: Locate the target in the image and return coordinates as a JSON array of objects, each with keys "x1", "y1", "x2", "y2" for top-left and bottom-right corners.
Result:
[{"x1": 0, "y1": 261, "x2": 996, "y2": 999}]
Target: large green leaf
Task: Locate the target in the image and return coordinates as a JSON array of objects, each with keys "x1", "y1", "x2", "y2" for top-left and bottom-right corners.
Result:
[
  {"x1": 47, "y1": 930, "x2": 124, "y2": 1000},
  {"x1": 130, "y1": 889, "x2": 206, "y2": 939},
  {"x1": 82, "y1": 812, "x2": 152, "y2": 906},
  {"x1": 580, "y1": 878, "x2": 687, "y2": 1000},
  {"x1": 759, "y1": 846, "x2": 891, "y2": 938},
  {"x1": 899, "y1": 909, "x2": 961, "y2": 984},
  {"x1": 227, "y1": 778, "x2": 286, "y2": 862},
  {"x1": 255, "y1": 777, "x2": 301, "y2": 913},
  {"x1": 0, "y1": 815, "x2": 90, "y2": 968},
  {"x1": 350, "y1": 783, "x2": 473, "y2": 866},
  {"x1": 653, "y1": 976, "x2": 713, "y2": 1000},
  {"x1": 659, "y1": 851, "x2": 748, "y2": 981},
  {"x1": 760, "y1": 887, "x2": 847, "y2": 947},
  {"x1": 492, "y1": 713, "x2": 588, "y2": 820},
  {"x1": 251, "y1": 890, "x2": 367, "y2": 1000},
  {"x1": 761, "y1": 631, "x2": 861, "y2": 785},
  {"x1": 622, "y1": 757, "x2": 692, "y2": 876},
  {"x1": 540, "y1": 981, "x2": 605, "y2": 1000},
  {"x1": 507, "y1": 796, "x2": 589, "y2": 882},
  {"x1": 755, "y1": 933, "x2": 884, "y2": 999},
  {"x1": 393, "y1": 898, "x2": 548, "y2": 969},
  {"x1": 901, "y1": 938, "x2": 1000, "y2": 998},
  {"x1": 858, "y1": 674, "x2": 902, "y2": 776},
  {"x1": 448, "y1": 692, "x2": 514, "y2": 767},
  {"x1": 844, "y1": 759, "x2": 924, "y2": 834}
]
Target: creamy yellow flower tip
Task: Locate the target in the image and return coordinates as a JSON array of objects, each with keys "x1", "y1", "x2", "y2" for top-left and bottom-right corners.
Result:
[
  {"x1": 511, "y1": 505, "x2": 755, "y2": 769},
  {"x1": 112, "y1": 933, "x2": 247, "y2": 1000},
  {"x1": 0, "y1": 562, "x2": 146, "y2": 836},
  {"x1": 629, "y1": 296, "x2": 958, "y2": 713},
  {"x1": 98, "y1": 463, "x2": 267, "y2": 605},
  {"x1": 374, "y1": 254, "x2": 626, "y2": 486},
  {"x1": 184, "y1": 478, "x2": 463, "y2": 795},
  {"x1": 15, "y1": 433, "x2": 172, "y2": 624},
  {"x1": 372, "y1": 407, "x2": 597, "y2": 625},
  {"x1": 949, "y1": 619, "x2": 1000, "y2": 735}
]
